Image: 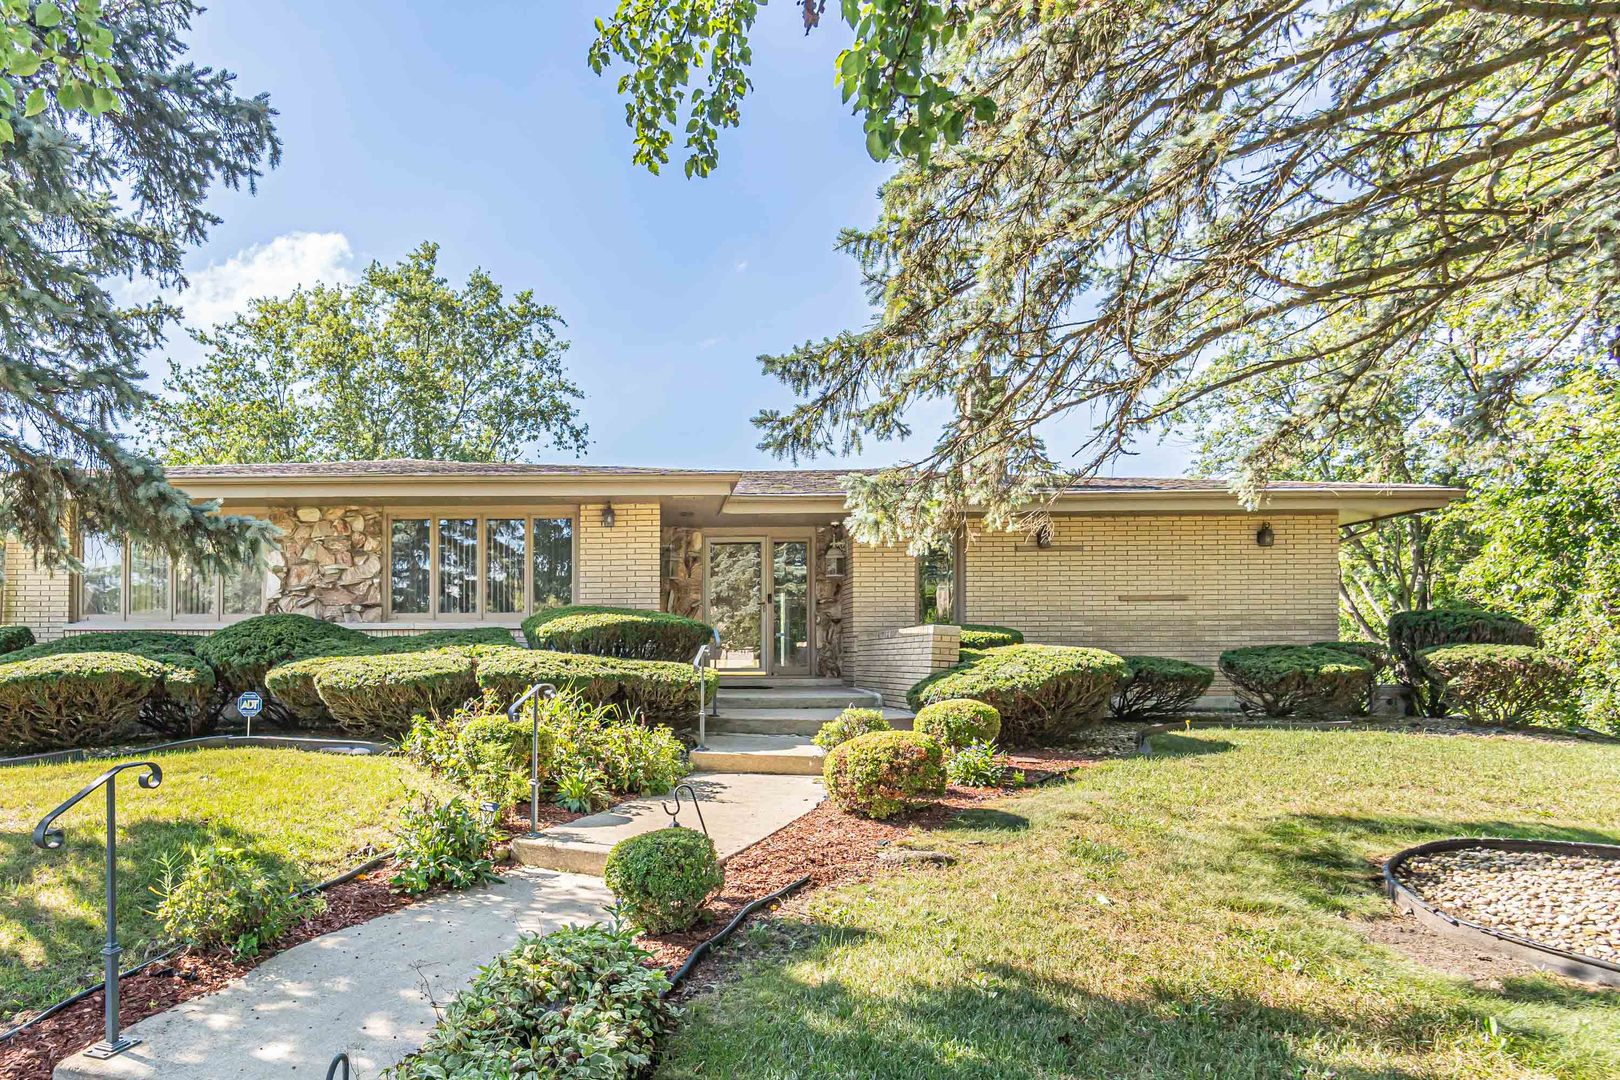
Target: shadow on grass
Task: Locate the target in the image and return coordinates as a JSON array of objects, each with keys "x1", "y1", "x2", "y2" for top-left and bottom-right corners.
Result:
[
  {"x1": 947, "y1": 808, "x2": 1029, "y2": 833},
  {"x1": 0, "y1": 816, "x2": 304, "y2": 1018},
  {"x1": 1145, "y1": 732, "x2": 1237, "y2": 757},
  {"x1": 673, "y1": 935, "x2": 1507, "y2": 1079}
]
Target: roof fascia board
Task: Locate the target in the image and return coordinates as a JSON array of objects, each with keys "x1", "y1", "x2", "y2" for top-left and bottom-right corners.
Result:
[{"x1": 173, "y1": 474, "x2": 741, "y2": 502}]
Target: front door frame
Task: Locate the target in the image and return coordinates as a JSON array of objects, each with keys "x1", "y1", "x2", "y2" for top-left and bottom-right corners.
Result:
[{"x1": 702, "y1": 529, "x2": 816, "y2": 676}]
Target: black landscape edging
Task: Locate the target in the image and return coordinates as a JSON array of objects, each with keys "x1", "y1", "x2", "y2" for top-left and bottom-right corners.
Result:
[
  {"x1": 664, "y1": 874, "x2": 812, "y2": 994},
  {"x1": 1384, "y1": 836, "x2": 1620, "y2": 988}
]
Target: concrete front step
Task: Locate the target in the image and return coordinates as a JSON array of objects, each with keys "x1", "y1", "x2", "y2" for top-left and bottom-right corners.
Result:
[
  {"x1": 716, "y1": 675, "x2": 847, "y2": 688},
  {"x1": 709, "y1": 706, "x2": 915, "y2": 737},
  {"x1": 715, "y1": 685, "x2": 883, "y2": 710},
  {"x1": 510, "y1": 771, "x2": 824, "y2": 876},
  {"x1": 691, "y1": 734, "x2": 825, "y2": 775}
]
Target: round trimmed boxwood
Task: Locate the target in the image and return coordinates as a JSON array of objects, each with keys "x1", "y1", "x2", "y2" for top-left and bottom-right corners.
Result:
[
  {"x1": 1109, "y1": 655, "x2": 1215, "y2": 719},
  {"x1": 909, "y1": 644, "x2": 1129, "y2": 747},
  {"x1": 1218, "y1": 645, "x2": 1375, "y2": 717},
  {"x1": 812, "y1": 706, "x2": 892, "y2": 750},
  {"x1": 521, "y1": 605, "x2": 714, "y2": 662},
  {"x1": 603, "y1": 827, "x2": 723, "y2": 934},
  {"x1": 955, "y1": 624, "x2": 1024, "y2": 652},
  {"x1": 1419, "y1": 643, "x2": 1574, "y2": 727},
  {"x1": 823, "y1": 729, "x2": 946, "y2": 820},
  {"x1": 913, "y1": 698, "x2": 1001, "y2": 750}
]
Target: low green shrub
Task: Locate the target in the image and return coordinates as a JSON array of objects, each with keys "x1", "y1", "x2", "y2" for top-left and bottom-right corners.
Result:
[
  {"x1": 390, "y1": 796, "x2": 497, "y2": 895},
  {"x1": 812, "y1": 707, "x2": 892, "y2": 750},
  {"x1": 913, "y1": 698, "x2": 1002, "y2": 749},
  {"x1": 823, "y1": 729, "x2": 946, "y2": 820},
  {"x1": 1311, "y1": 641, "x2": 1392, "y2": 675},
  {"x1": 312, "y1": 648, "x2": 480, "y2": 737},
  {"x1": 0, "y1": 631, "x2": 221, "y2": 739},
  {"x1": 909, "y1": 645, "x2": 1129, "y2": 747},
  {"x1": 384, "y1": 924, "x2": 672, "y2": 1080},
  {"x1": 152, "y1": 845, "x2": 322, "y2": 959},
  {"x1": 474, "y1": 647, "x2": 713, "y2": 722},
  {"x1": 0, "y1": 651, "x2": 166, "y2": 750},
  {"x1": 1, "y1": 630, "x2": 203, "y2": 663},
  {"x1": 554, "y1": 765, "x2": 611, "y2": 813},
  {"x1": 1218, "y1": 645, "x2": 1375, "y2": 717},
  {"x1": 955, "y1": 624, "x2": 1024, "y2": 652},
  {"x1": 1420, "y1": 644, "x2": 1576, "y2": 727},
  {"x1": 0, "y1": 625, "x2": 35, "y2": 657},
  {"x1": 1110, "y1": 656, "x2": 1215, "y2": 719},
  {"x1": 1388, "y1": 603, "x2": 1538, "y2": 715},
  {"x1": 262, "y1": 652, "x2": 352, "y2": 723},
  {"x1": 945, "y1": 740, "x2": 1007, "y2": 787},
  {"x1": 197, "y1": 614, "x2": 372, "y2": 696},
  {"x1": 540, "y1": 691, "x2": 686, "y2": 797},
  {"x1": 603, "y1": 827, "x2": 723, "y2": 934},
  {"x1": 521, "y1": 605, "x2": 714, "y2": 661},
  {"x1": 402, "y1": 692, "x2": 554, "y2": 809}
]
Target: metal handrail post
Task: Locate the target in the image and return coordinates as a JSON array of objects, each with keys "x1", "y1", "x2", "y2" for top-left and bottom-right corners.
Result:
[
  {"x1": 692, "y1": 639, "x2": 714, "y2": 750},
  {"x1": 506, "y1": 682, "x2": 555, "y2": 837},
  {"x1": 709, "y1": 628, "x2": 720, "y2": 718},
  {"x1": 33, "y1": 760, "x2": 163, "y2": 1059}
]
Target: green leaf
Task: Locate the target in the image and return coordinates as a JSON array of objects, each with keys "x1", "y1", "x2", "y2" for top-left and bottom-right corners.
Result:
[
  {"x1": 33, "y1": 2, "x2": 61, "y2": 28},
  {"x1": 0, "y1": 117, "x2": 13, "y2": 142},
  {"x1": 864, "y1": 126, "x2": 891, "y2": 161},
  {"x1": 23, "y1": 86, "x2": 44, "y2": 115}
]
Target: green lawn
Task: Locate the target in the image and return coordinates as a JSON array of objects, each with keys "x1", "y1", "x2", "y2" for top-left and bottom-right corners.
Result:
[
  {"x1": 661, "y1": 729, "x2": 1620, "y2": 1079},
  {"x1": 1, "y1": 747, "x2": 447, "y2": 1021}
]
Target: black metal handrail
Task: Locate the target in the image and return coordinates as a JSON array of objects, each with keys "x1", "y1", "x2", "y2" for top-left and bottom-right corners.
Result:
[
  {"x1": 32, "y1": 760, "x2": 162, "y2": 1059},
  {"x1": 507, "y1": 682, "x2": 556, "y2": 836},
  {"x1": 326, "y1": 1051, "x2": 351, "y2": 1079}
]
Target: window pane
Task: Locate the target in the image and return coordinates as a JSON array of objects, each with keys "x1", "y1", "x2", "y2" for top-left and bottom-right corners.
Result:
[
  {"x1": 486, "y1": 519, "x2": 525, "y2": 614},
  {"x1": 130, "y1": 541, "x2": 169, "y2": 616},
  {"x1": 81, "y1": 533, "x2": 122, "y2": 616},
  {"x1": 223, "y1": 548, "x2": 264, "y2": 615},
  {"x1": 918, "y1": 540, "x2": 955, "y2": 624},
  {"x1": 532, "y1": 517, "x2": 573, "y2": 608},
  {"x1": 391, "y1": 519, "x2": 430, "y2": 615},
  {"x1": 176, "y1": 560, "x2": 215, "y2": 616},
  {"x1": 438, "y1": 518, "x2": 478, "y2": 615}
]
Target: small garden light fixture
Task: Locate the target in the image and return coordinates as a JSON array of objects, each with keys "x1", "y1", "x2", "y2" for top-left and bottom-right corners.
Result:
[{"x1": 1256, "y1": 522, "x2": 1276, "y2": 548}]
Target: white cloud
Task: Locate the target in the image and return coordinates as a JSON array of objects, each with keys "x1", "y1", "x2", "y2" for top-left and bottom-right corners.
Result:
[
  {"x1": 734, "y1": 259, "x2": 748, "y2": 273},
  {"x1": 697, "y1": 336, "x2": 722, "y2": 350},
  {"x1": 172, "y1": 231, "x2": 357, "y2": 329}
]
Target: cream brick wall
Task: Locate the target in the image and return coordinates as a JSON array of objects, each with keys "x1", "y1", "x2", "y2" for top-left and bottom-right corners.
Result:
[
  {"x1": 4, "y1": 540, "x2": 72, "y2": 640},
  {"x1": 962, "y1": 512, "x2": 1340, "y2": 701},
  {"x1": 848, "y1": 541, "x2": 921, "y2": 699},
  {"x1": 576, "y1": 502, "x2": 661, "y2": 609},
  {"x1": 857, "y1": 623, "x2": 961, "y2": 707}
]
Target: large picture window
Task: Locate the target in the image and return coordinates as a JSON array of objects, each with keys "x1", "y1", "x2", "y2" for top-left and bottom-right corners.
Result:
[
  {"x1": 78, "y1": 533, "x2": 266, "y2": 622},
  {"x1": 386, "y1": 513, "x2": 574, "y2": 621}
]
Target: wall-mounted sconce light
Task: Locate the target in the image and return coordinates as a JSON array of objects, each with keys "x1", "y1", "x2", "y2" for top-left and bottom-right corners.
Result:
[
  {"x1": 1034, "y1": 523, "x2": 1053, "y2": 549},
  {"x1": 823, "y1": 535, "x2": 848, "y2": 578},
  {"x1": 1255, "y1": 522, "x2": 1275, "y2": 548},
  {"x1": 601, "y1": 503, "x2": 616, "y2": 529}
]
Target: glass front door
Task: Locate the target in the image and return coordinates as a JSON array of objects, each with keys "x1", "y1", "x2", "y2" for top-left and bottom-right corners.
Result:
[{"x1": 706, "y1": 537, "x2": 813, "y2": 674}]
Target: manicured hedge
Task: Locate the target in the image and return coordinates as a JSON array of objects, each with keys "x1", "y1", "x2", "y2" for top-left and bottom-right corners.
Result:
[
  {"x1": 955, "y1": 624, "x2": 1024, "y2": 652},
  {"x1": 1109, "y1": 655, "x2": 1215, "y2": 719},
  {"x1": 913, "y1": 698, "x2": 1001, "y2": 749},
  {"x1": 311, "y1": 647, "x2": 481, "y2": 737},
  {"x1": 1311, "y1": 640, "x2": 1391, "y2": 675},
  {"x1": 604, "y1": 827, "x2": 723, "y2": 934},
  {"x1": 1420, "y1": 644, "x2": 1575, "y2": 727},
  {"x1": 824, "y1": 729, "x2": 946, "y2": 819},
  {"x1": 1218, "y1": 645, "x2": 1375, "y2": 717},
  {"x1": 1388, "y1": 603, "x2": 1538, "y2": 716},
  {"x1": 909, "y1": 644, "x2": 1129, "y2": 747},
  {"x1": 474, "y1": 647, "x2": 713, "y2": 722},
  {"x1": 521, "y1": 605, "x2": 713, "y2": 662},
  {"x1": 0, "y1": 651, "x2": 166, "y2": 750},
  {"x1": 0, "y1": 631, "x2": 220, "y2": 739},
  {"x1": 0, "y1": 625, "x2": 35, "y2": 657},
  {"x1": 196, "y1": 614, "x2": 372, "y2": 696}
]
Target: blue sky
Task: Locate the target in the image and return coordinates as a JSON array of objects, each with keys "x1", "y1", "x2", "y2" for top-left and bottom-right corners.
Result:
[{"x1": 154, "y1": 1, "x2": 1192, "y2": 475}]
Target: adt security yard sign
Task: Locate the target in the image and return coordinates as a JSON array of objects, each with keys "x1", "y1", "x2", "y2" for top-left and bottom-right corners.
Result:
[{"x1": 236, "y1": 691, "x2": 263, "y2": 735}]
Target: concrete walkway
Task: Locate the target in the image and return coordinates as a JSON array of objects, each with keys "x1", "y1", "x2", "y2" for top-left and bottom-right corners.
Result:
[
  {"x1": 55, "y1": 869, "x2": 612, "y2": 1080},
  {"x1": 511, "y1": 771, "x2": 824, "y2": 875}
]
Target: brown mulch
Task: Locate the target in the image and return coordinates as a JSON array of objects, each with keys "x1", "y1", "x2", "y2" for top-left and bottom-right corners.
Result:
[
  {"x1": 0, "y1": 867, "x2": 416, "y2": 1080},
  {"x1": 501, "y1": 801, "x2": 586, "y2": 834}
]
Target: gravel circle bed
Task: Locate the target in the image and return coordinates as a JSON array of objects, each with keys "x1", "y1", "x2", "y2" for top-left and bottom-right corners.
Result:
[{"x1": 1394, "y1": 847, "x2": 1620, "y2": 961}]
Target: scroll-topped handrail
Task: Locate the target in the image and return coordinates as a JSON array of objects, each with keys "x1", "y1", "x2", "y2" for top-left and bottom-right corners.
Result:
[
  {"x1": 507, "y1": 683, "x2": 556, "y2": 836},
  {"x1": 32, "y1": 759, "x2": 163, "y2": 1059},
  {"x1": 692, "y1": 628, "x2": 720, "y2": 748}
]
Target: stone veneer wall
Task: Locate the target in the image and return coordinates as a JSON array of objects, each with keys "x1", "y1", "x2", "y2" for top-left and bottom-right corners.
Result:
[
  {"x1": 661, "y1": 526, "x2": 703, "y2": 618},
  {"x1": 265, "y1": 505, "x2": 384, "y2": 622},
  {"x1": 814, "y1": 524, "x2": 850, "y2": 678}
]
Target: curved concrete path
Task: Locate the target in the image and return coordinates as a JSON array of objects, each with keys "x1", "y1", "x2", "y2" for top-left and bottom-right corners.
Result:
[{"x1": 55, "y1": 868, "x2": 612, "y2": 1080}]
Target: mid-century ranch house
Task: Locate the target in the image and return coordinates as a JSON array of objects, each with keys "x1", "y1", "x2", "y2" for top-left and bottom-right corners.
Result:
[{"x1": 2, "y1": 461, "x2": 1460, "y2": 707}]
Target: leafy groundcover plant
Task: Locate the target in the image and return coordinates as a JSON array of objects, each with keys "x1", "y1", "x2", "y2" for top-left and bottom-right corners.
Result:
[
  {"x1": 390, "y1": 796, "x2": 497, "y2": 895},
  {"x1": 385, "y1": 924, "x2": 672, "y2": 1080},
  {"x1": 152, "y1": 845, "x2": 323, "y2": 960}
]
